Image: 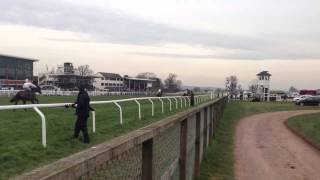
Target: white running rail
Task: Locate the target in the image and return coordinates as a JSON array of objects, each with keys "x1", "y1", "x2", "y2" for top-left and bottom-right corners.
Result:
[{"x1": 0, "y1": 94, "x2": 214, "y2": 147}]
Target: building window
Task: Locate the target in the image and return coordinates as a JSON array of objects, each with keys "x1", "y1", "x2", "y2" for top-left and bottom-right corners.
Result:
[{"x1": 101, "y1": 83, "x2": 104, "y2": 86}]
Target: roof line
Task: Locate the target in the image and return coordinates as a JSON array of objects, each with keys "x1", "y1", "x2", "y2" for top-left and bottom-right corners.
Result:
[{"x1": 0, "y1": 54, "x2": 39, "y2": 62}]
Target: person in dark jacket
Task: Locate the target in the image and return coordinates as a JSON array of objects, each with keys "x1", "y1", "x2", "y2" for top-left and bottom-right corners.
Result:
[
  {"x1": 72, "y1": 84, "x2": 94, "y2": 143},
  {"x1": 190, "y1": 91, "x2": 195, "y2": 106}
]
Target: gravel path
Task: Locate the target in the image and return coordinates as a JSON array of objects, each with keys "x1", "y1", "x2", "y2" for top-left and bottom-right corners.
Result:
[{"x1": 235, "y1": 110, "x2": 320, "y2": 180}]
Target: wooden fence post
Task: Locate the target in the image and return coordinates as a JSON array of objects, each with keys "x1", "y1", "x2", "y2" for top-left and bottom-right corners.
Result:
[
  {"x1": 209, "y1": 105, "x2": 213, "y2": 142},
  {"x1": 142, "y1": 139, "x2": 153, "y2": 180},
  {"x1": 180, "y1": 119, "x2": 188, "y2": 180},
  {"x1": 194, "y1": 112, "x2": 201, "y2": 179},
  {"x1": 203, "y1": 108, "x2": 208, "y2": 156}
]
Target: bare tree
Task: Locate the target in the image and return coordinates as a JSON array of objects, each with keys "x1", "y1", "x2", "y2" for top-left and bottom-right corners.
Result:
[
  {"x1": 238, "y1": 84, "x2": 244, "y2": 100},
  {"x1": 164, "y1": 73, "x2": 182, "y2": 92},
  {"x1": 225, "y1": 75, "x2": 238, "y2": 97},
  {"x1": 77, "y1": 65, "x2": 93, "y2": 76},
  {"x1": 248, "y1": 79, "x2": 259, "y2": 94},
  {"x1": 249, "y1": 84, "x2": 258, "y2": 93},
  {"x1": 288, "y1": 86, "x2": 298, "y2": 93}
]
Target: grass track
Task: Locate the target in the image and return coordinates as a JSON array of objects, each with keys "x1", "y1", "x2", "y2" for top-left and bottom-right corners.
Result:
[
  {"x1": 199, "y1": 101, "x2": 317, "y2": 180},
  {"x1": 287, "y1": 113, "x2": 320, "y2": 150},
  {"x1": 0, "y1": 95, "x2": 194, "y2": 180}
]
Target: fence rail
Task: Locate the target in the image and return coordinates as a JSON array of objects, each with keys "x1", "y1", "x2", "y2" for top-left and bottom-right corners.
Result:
[
  {"x1": 14, "y1": 96, "x2": 227, "y2": 180},
  {"x1": 0, "y1": 94, "x2": 213, "y2": 148}
]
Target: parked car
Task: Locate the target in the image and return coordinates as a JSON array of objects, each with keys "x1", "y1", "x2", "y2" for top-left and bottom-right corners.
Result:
[
  {"x1": 293, "y1": 95, "x2": 312, "y2": 102},
  {"x1": 295, "y1": 96, "x2": 320, "y2": 106}
]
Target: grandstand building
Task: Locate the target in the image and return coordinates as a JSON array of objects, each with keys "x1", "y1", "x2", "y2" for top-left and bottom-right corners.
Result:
[
  {"x1": 0, "y1": 54, "x2": 38, "y2": 89},
  {"x1": 123, "y1": 75, "x2": 157, "y2": 92},
  {"x1": 93, "y1": 72, "x2": 124, "y2": 91},
  {"x1": 93, "y1": 73, "x2": 160, "y2": 92}
]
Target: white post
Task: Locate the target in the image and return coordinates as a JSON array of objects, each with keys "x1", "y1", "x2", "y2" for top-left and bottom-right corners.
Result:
[
  {"x1": 186, "y1": 96, "x2": 191, "y2": 106},
  {"x1": 148, "y1": 98, "x2": 154, "y2": 116},
  {"x1": 92, "y1": 111, "x2": 96, "y2": 133},
  {"x1": 159, "y1": 98, "x2": 164, "y2": 113},
  {"x1": 134, "y1": 99, "x2": 141, "y2": 120},
  {"x1": 114, "y1": 102, "x2": 123, "y2": 125},
  {"x1": 33, "y1": 107, "x2": 46, "y2": 148},
  {"x1": 184, "y1": 97, "x2": 187, "y2": 107},
  {"x1": 167, "y1": 97, "x2": 172, "y2": 111},
  {"x1": 173, "y1": 97, "x2": 178, "y2": 109},
  {"x1": 180, "y1": 97, "x2": 183, "y2": 108}
]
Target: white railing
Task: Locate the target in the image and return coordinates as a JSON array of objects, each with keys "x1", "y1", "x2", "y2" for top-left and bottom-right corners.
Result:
[{"x1": 0, "y1": 94, "x2": 214, "y2": 148}]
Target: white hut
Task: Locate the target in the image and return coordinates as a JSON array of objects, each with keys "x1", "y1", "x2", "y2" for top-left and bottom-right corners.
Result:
[{"x1": 257, "y1": 71, "x2": 271, "y2": 101}]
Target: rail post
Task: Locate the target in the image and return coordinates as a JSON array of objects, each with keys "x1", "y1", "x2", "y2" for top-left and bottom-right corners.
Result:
[
  {"x1": 186, "y1": 96, "x2": 191, "y2": 107},
  {"x1": 183, "y1": 96, "x2": 187, "y2": 107},
  {"x1": 180, "y1": 97, "x2": 183, "y2": 108},
  {"x1": 173, "y1": 97, "x2": 178, "y2": 109},
  {"x1": 92, "y1": 111, "x2": 96, "y2": 133},
  {"x1": 148, "y1": 98, "x2": 154, "y2": 116},
  {"x1": 167, "y1": 97, "x2": 172, "y2": 111},
  {"x1": 134, "y1": 99, "x2": 142, "y2": 120},
  {"x1": 33, "y1": 107, "x2": 46, "y2": 148},
  {"x1": 113, "y1": 102, "x2": 123, "y2": 125},
  {"x1": 159, "y1": 98, "x2": 164, "y2": 113}
]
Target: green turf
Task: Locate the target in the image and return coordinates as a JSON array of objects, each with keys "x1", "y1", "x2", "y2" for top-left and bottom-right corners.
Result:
[
  {"x1": 287, "y1": 113, "x2": 320, "y2": 149},
  {"x1": 199, "y1": 101, "x2": 317, "y2": 180},
  {"x1": 0, "y1": 95, "x2": 198, "y2": 180}
]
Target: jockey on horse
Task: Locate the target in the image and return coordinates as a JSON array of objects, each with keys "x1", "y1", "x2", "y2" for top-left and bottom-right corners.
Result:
[
  {"x1": 156, "y1": 89, "x2": 163, "y2": 97},
  {"x1": 10, "y1": 79, "x2": 41, "y2": 105},
  {"x1": 23, "y1": 79, "x2": 37, "y2": 98}
]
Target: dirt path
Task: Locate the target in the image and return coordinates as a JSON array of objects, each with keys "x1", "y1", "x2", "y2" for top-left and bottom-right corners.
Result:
[{"x1": 235, "y1": 110, "x2": 320, "y2": 180}]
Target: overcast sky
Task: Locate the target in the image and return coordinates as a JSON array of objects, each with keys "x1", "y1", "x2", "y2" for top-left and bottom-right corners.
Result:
[{"x1": 0, "y1": 0, "x2": 320, "y2": 89}]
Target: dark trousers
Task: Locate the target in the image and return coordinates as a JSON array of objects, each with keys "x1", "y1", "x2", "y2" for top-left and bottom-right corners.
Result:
[
  {"x1": 191, "y1": 98, "x2": 195, "y2": 106},
  {"x1": 74, "y1": 116, "x2": 90, "y2": 143}
]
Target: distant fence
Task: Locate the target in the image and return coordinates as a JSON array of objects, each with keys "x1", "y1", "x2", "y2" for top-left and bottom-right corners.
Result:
[
  {"x1": 0, "y1": 94, "x2": 213, "y2": 148},
  {"x1": 13, "y1": 97, "x2": 227, "y2": 180}
]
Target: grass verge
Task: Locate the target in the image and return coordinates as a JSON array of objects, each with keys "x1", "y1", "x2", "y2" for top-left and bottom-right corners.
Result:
[
  {"x1": 0, "y1": 95, "x2": 199, "y2": 180},
  {"x1": 199, "y1": 101, "x2": 316, "y2": 180},
  {"x1": 286, "y1": 113, "x2": 320, "y2": 150}
]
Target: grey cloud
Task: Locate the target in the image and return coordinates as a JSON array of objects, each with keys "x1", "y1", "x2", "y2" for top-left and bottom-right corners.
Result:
[
  {"x1": 1, "y1": 0, "x2": 320, "y2": 60},
  {"x1": 128, "y1": 51, "x2": 320, "y2": 61},
  {"x1": 0, "y1": 1, "x2": 270, "y2": 49},
  {"x1": 0, "y1": 0, "x2": 266, "y2": 49}
]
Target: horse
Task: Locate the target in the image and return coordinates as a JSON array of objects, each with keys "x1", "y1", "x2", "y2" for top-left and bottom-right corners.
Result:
[
  {"x1": 10, "y1": 85, "x2": 42, "y2": 105},
  {"x1": 156, "y1": 91, "x2": 163, "y2": 97}
]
